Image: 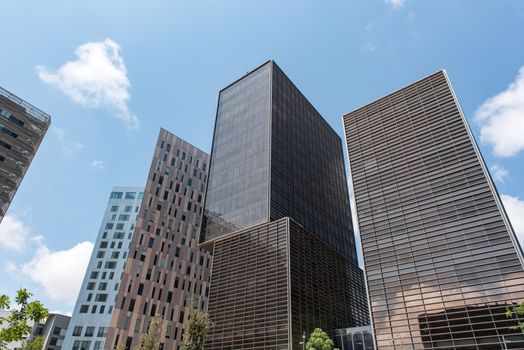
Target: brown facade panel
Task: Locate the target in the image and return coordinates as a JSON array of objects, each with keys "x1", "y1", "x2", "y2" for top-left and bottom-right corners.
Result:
[
  {"x1": 0, "y1": 87, "x2": 51, "y2": 222},
  {"x1": 106, "y1": 129, "x2": 211, "y2": 350},
  {"x1": 204, "y1": 218, "x2": 369, "y2": 350},
  {"x1": 343, "y1": 71, "x2": 524, "y2": 349}
]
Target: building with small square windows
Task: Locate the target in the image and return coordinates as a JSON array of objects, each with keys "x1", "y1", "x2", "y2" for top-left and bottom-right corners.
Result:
[
  {"x1": 28, "y1": 313, "x2": 71, "y2": 350},
  {"x1": 105, "y1": 129, "x2": 211, "y2": 350},
  {"x1": 62, "y1": 187, "x2": 143, "y2": 350}
]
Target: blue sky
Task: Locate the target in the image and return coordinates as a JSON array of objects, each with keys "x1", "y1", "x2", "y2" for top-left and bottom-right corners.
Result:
[{"x1": 0, "y1": 0, "x2": 523, "y2": 314}]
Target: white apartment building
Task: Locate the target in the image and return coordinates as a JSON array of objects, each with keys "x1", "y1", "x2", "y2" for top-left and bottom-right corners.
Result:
[{"x1": 62, "y1": 187, "x2": 143, "y2": 350}]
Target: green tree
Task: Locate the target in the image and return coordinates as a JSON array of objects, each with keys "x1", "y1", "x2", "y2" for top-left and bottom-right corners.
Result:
[
  {"x1": 134, "y1": 315, "x2": 164, "y2": 350},
  {"x1": 0, "y1": 289, "x2": 48, "y2": 349},
  {"x1": 21, "y1": 336, "x2": 45, "y2": 350},
  {"x1": 506, "y1": 301, "x2": 524, "y2": 333},
  {"x1": 305, "y1": 328, "x2": 339, "y2": 350},
  {"x1": 180, "y1": 304, "x2": 213, "y2": 350}
]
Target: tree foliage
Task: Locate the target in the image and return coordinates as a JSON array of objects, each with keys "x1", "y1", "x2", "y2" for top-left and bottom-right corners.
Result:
[
  {"x1": 506, "y1": 301, "x2": 524, "y2": 333},
  {"x1": 0, "y1": 289, "x2": 48, "y2": 350},
  {"x1": 21, "y1": 336, "x2": 45, "y2": 350},
  {"x1": 305, "y1": 328, "x2": 338, "y2": 350},
  {"x1": 133, "y1": 315, "x2": 164, "y2": 350},
  {"x1": 180, "y1": 307, "x2": 213, "y2": 350}
]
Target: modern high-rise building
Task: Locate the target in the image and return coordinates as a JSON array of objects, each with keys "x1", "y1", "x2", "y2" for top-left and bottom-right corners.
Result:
[
  {"x1": 343, "y1": 70, "x2": 524, "y2": 349},
  {"x1": 63, "y1": 186, "x2": 143, "y2": 350},
  {"x1": 29, "y1": 313, "x2": 71, "y2": 350},
  {"x1": 202, "y1": 60, "x2": 369, "y2": 350},
  {"x1": 105, "y1": 129, "x2": 211, "y2": 350},
  {"x1": 0, "y1": 87, "x2": 51, "y2": 223}
]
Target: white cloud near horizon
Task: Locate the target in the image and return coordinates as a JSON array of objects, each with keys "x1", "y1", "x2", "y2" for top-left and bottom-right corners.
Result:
[
  {"x1": 502, "y1": 194, "x2": 524, "y2": 246},
  {"x1": 20, "y1": 241, "x2": 94, "y2": 304},
  {"x1": 89, "y1": 160, "x2": 104, "y2": 169},
  {"x1": 0, "y1": 215, "x2": 39, "y2": 252},
  {"x1": 490, "y1": 163, "x2": 509, "y2": 182},
  {"x1": 52, "y1": 127, "x2": 84, "y2": 157},
  {"x1": 1, "y1": 213, "x2": 93, "y2": 305},
  {"x1": 475, "y1": 66, "x2": 524, "y2": 157},
  {"x1": 36, "y1": 38, "x2": 138, "y2": 129},
  {"x1": 385, "y1": 0, "x2": 406, "y2": 8}
]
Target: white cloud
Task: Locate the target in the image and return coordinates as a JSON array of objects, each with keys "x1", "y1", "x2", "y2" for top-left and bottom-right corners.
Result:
[
  {"x1": 36, "y1": 38, "x2": 138, "y2": 129},
  {"x1": 385, "y1": 0, "x2": 406, "y2": 8},
  {"x1": 502, "y1": 194, "x2": 524, "y2": 246},
  {"x1": 20, "y1": 241, "x2": 94, "y2": 304},
  {"x1": 475, "y1": 66, "x2": 524, "y2": 157},
  {"x1": 0, "y1": 215, "x2": 34, "y2": 251},
  {"x1": 490, "y1": 163, "x2": 509, "y2": 182},
  {"x1": 51, "y1": 127, "x2": 84, "y2": 157},
  {"x1": 89, "y1": 160, "x2": 104, "y2": 169},
  {"x1": 364, "y1": 41, "x2": 378, "y2": 52}
]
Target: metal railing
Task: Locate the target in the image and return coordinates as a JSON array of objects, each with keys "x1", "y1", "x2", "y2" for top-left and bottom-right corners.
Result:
[{"x1": 0, "y1": 86, "x2": 51, "y2": 124}]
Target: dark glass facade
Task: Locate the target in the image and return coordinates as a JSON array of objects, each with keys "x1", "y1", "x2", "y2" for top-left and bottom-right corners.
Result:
[
  {"x1": 203, "y1": 60, "x2": 357, "y2": 262},
  {"x1": 205, "y1": 218, "x2": 368, "y2": 350},
  {"x1": 343, "y1": 71, "x2": 524, "y2": 349},
  {"x1": 204, "y1": 63, "x2": 271, "y2": 239},
  {"x1": 0, "y1": 87, "x2": 50, "y2": 222},
  {"x1": 203, "y1": 61, "x2": 369, "y2": 349}
]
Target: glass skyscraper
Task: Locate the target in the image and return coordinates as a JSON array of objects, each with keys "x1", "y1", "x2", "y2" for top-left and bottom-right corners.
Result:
[
  {"x1": 202, "y1": 61, "x2": 368, "y2": 350},
  {"x1": 343, "y1": 70, "x2": 524, "y2": 349}
]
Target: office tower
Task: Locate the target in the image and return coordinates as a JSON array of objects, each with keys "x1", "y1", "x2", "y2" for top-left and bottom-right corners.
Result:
[
  {"x1": 0, "y1": 87, "x2": 50, "y2": 223},
  {"x1": 105, "y1": 129, "x2": 211, "y2": 350},
  {"x1": 29, "y1": 313, "x2": 71, "y2": 350},
  {"x1": 202, "y1": 61, "x2": 369, "y2": 350},
  {"x1": 63, "y1": 186, "x2": 143, "y2": 350},
  {"x1": 343, "y1": 70, "x2": 524, "y2": 349}
]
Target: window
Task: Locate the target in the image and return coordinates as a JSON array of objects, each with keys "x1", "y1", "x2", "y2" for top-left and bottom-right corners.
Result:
[
  {"x1": 138, "y1": 192, "x2": 144, "y2": 199},
  {"x1": 90, "y1": 271, "x2": 99, "y2": 279},
  {"x1": 87, "y1": 293, "x2": 93, "y2": 301},
  {"x1": 125, "y1": 206, "x2": 132, "y2": 212},
  {"x1": 98, "y1": 282, "x2": 107, "y2": 290},
  {"x1": 91, "y1": 305, "x2": 97, "y2": 313},
  {"x1": 179, "y1": 310, "x2": 185, "y2": 323},
  {"x1": 105, "y1": 262, "x2": 117, "y2": 269},
  {"x1": 97, "y1": 327, "x2": 108, "y2": 337},
  {"x1": 113, "y1": 232, "x2": 124, "y2": 239},
  {"x1": 79, "y1": 305, "x2": 89, "y2": 313},
  {"x1": 100, "y1": 241, "x2": 108, "y2": 248},
  {"x1": 96, "y1": 251, "x2": 105, "y2": 258},
  {"x1": 125, "y1": 192, "x2": 136, "y2": 199},
  {"x1": 110, "y1": 206, "x2": 119, "y2": 212},
  {"x1": 95, "y1": 293, "x2": 108, "y2": 302},
  {"x1": 87, "y1": 282, "x2": 95, "y2": 290},
  {"x1": 105, "y1": 223, "x2": 114, "y2": 230},
  {"x1": 110, "y1": 192, "x2": 123, "y2": 199},
  {"x1": 50, "y1": 337, "x2": 58, "y2": 346},
  {"x1": 129, "y1": 298, "x2": 136, "y2": 312},
  {"x1": 72, "y1": 340, "x2": 81, "y2": 350},
  {"x1": 53, "y1": 326, "x2": 61, "y2": 335},
  {"x1": 85, "y1": 326, "x2": 95, "y2": 337},
  {"x1": 138, "y1": 283, "x2": 144, "y2": 295},
  {"x1": 116, "y1": 223, "x2": 124, "y2": 230},
  {"x1": 94, "y1": 341, "x2": 103, "y2": 350},
  {"x1": 73, "y1": 326, "x2": 82, "y2": 336},
  {"x1": 118, "y1": 214, "x2": 130, "y2": 221},
  {"x1": 111, "y1": 251, "x2": 120, "y2": 259}
]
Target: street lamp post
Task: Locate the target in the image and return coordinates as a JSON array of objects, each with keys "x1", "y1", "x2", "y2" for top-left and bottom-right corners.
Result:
[{"x1": 299, "y1": 331, "x2": 306, "y2": 350}]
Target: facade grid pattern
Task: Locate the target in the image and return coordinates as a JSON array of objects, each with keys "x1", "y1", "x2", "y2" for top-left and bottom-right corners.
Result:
[
  {"x1": 106, "y1": 129, "x2": 211, "y2": 350},
  {"x1": 343, "y1": 70, "x2": 524, "y2": 349},
  {"x1": 0, "y1": 88, "x2": 50, "y2": 222},
  {"x1": 63, "y1": 187, "x2": 143, "y2": 350}
]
